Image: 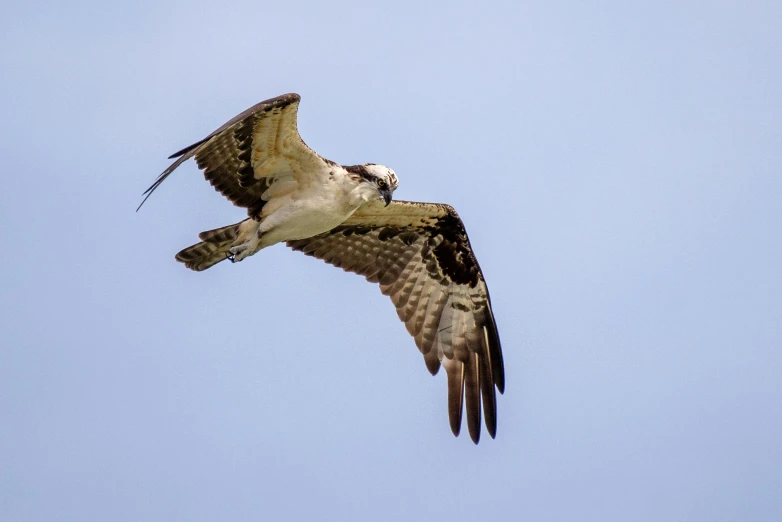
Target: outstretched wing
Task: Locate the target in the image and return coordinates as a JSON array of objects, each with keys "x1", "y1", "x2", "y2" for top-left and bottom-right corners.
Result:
[
  {"x1": 138, "y1": 93, "x2": 335, "y2": 215},
  {"x1": 287, "y1": 200, "x2": 504, "y2": 443}
]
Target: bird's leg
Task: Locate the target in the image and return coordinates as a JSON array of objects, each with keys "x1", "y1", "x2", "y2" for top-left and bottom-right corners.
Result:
[{"x1": 226, "y1": 221, "x2": 263, "y2": 263}]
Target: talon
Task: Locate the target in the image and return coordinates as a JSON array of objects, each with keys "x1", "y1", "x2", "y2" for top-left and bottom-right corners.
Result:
[{"x1": 225, "y1": 236, "x2": 260, "y2": 264}]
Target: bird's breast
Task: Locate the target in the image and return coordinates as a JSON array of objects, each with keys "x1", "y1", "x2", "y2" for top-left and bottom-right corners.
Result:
[{"x1": 265, "y1": 192, "x2": 360, "y2": 242}]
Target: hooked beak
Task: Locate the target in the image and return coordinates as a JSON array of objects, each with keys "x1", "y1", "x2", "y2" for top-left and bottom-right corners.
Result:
[{"x1": 381, "y1": 188, "x2": 393, "y2": 207}]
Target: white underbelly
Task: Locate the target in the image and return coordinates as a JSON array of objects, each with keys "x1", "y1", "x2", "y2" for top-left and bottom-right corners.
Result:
[{"x1": 261, "y1": 196, "x2": 358, "y2": 243}]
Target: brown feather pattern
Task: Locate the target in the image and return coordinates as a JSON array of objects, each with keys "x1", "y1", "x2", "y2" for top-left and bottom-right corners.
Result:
[
  {"x1": 287, "y1": 200, "x2": 504, "y2": 443},
  {"x1": 175, "y1": 221, "x2": 243, "y2": 271},
  {"x1": 138, "y1": 93, "x2": 331, "y2": 215},
  {"x1": 140, "y1": 94, "x2": 505, "y2": 442}
]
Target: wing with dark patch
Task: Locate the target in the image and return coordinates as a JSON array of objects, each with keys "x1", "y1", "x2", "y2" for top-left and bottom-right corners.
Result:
[
  {"x1": 286, "y1": 200, "x2": 504, "y2": 443},
  {"x1": 138, "y1": 93, "x2": 334, "y2": 215}
]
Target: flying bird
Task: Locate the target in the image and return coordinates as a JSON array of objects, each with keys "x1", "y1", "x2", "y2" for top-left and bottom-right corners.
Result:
[{"x1": 140, "y1": 93, "x2": 504, "y2": 443}]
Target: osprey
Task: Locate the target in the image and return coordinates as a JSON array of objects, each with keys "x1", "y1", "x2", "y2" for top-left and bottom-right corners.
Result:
[{"x1": 140, "y1": 93, "x2": 504, "y2": 443}]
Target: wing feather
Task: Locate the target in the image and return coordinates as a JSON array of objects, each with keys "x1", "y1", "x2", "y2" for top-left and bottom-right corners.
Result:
[
  {"x1": 414, "y1": 284, "x2": 448, "y2": 356},
  {"x1": 463, "y1": 352, "x2": 482, "y2": 443},
  {"x1": 390, "y1": 259, "x2": 425, "y2": 310},
  {"x1": 397, "y1": 263, "x2": 431, "y2": 323},
  {"x1": 423, "y1": 347, "x2": 442, "y2": 376},
  {"x1": 287, "y1": 200, "x2": 504, "y2": 443},
  {"x1": 381, "y1": 249, "x2": 422, "y2": 298},
  {"x1": 138, "y1": 93, "x2": 335, "y2": 215},
  {"x1": 479, "y1": 326, "x2": 498, "y2": 438},
  {"x1": 443, "y1": 357, "x2": 465, "y2": 436}
]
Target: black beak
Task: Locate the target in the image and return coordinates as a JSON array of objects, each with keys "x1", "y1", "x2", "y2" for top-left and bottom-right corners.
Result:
[{"x1": 381, "y1": 189, "x2": 392, "y2": 207}]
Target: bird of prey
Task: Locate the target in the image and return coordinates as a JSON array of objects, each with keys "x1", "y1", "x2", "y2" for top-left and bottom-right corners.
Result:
[{"x1": 140, "y1": 93, "x2": 504, "y2": 443}]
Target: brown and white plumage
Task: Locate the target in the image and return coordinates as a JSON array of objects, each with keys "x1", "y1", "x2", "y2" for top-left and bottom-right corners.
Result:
[
  {"x1": 141, "y1": 93, "x2": 505, "y2": 443},
  {"x1": 139, "y1": 93, "x2": 330, "y2": 216},
  {"x1": 288, "y1": 200, "x2": 504, "y2": 442}
]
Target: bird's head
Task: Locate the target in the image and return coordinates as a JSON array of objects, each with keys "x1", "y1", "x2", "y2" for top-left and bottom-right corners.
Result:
[{"x1": 356, "y1": 163, "x2": 399, "y2": 206}]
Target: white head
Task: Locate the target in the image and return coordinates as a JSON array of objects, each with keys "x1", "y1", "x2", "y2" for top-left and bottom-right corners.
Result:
[{"x1": 346, "y1": 163, "x2": 399, "y2": 206}]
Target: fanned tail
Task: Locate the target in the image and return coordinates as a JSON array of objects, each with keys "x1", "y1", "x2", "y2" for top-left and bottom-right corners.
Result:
[{"x1": 175, "y1": 220, "x2": 246, "y2": 271}]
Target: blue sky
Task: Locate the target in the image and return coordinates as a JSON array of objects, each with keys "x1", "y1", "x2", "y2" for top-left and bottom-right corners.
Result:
[{"x1": 1, "y1": 1, "x2": 781, "y2": 520}]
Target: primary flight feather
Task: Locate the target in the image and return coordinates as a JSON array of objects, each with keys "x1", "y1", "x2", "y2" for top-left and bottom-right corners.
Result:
[{"x1": 140, "y1": 93, "x2": 504, "y2": 443}]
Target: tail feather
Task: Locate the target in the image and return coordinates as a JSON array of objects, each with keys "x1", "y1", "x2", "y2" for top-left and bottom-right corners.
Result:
[
  {"x1": 198, "y1": 222, "x2": 241, "y2": 243},
  {"x1": 175, "y1": 221, "x2": 243, "y2": 271}
]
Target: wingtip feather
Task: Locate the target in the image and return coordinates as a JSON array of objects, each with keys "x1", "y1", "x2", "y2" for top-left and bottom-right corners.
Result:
[
  {"x1": 464, "y1": 352, "x2": 482, "y2": 444},
  {"x1": 445, "y1": 359, "x2": 465, "y2": 437}
]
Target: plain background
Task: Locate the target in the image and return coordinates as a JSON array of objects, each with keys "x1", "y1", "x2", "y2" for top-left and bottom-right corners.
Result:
[{"x1": 1, "y1": 1, "x2": 780, "y2": 520}]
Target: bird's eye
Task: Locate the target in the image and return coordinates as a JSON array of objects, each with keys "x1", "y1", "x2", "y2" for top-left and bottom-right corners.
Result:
[{"x1": 377, "y1": 179, "x2": 386, "y2": 187}]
